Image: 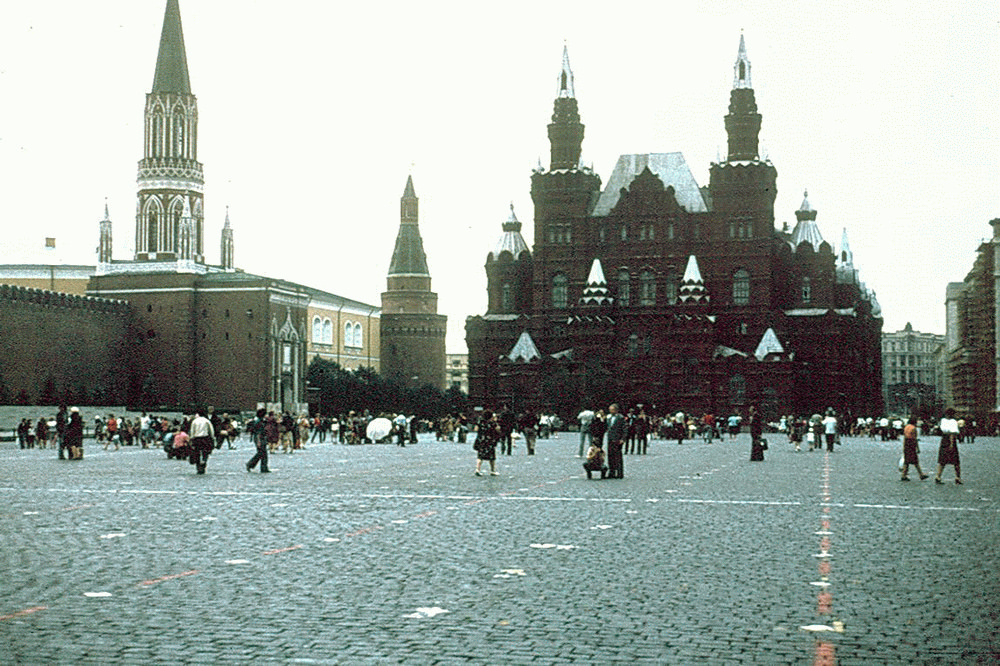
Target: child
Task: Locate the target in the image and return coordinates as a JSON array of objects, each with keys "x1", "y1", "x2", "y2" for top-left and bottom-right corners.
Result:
[{"x1": 583, "y1": 442, "x2": 607, "y2": 479}]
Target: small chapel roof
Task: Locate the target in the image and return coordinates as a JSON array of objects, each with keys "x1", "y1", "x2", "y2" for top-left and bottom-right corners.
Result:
[
  {"x1": 489, "y1": 204, "x2": 530, "y2": 261},
  {"x1": 593, "y1": 153, "x2": 708, "y2": 216},
  {"x1": 580, "y1": 258, "x2": 612, "y2": 305}
]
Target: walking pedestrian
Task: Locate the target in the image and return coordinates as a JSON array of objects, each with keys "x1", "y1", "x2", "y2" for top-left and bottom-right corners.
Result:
[
  {"x1": 935, "y1": 408, "x2": 962, "y2": 484},
  {"x1": 474, "y1": 411, "x2": 501, "y2": 476},
  {"x1": 823, "y1": 409, "x2": 838, "y2": 452},
  {"x1": 65, "y1": 407, "x2": 84, "y2": 460},
  {"x1": 900, "y1": 416, "x2": 929, "y2": 481},
  {"x1": 188, "y1": 408, "x2": 215, "y2": 475},
  {"x1": 245, "y1": 408, "x2": 270, "y2": 473},
  {"x1": 749, "y1": 406, "x2": 766, "y2": 461},
  {"x1": 498, "y1": 405, "x2": 516, "y2": 456}
]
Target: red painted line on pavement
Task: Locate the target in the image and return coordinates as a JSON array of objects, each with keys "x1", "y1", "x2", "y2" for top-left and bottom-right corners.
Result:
[
  {"x1": 412, "y1": 510, "x2": 438, "y2": 519},
  {"x1": 0, "y1": 605, "x2": 47, "y2": 621},
  {"x1": 814, "y1": 640, "x2": 835, "y2": 665},
  {"x1": 344, "y1": 525, "x2": 384, "y2": 538},
  {"x1": 261, "y1": 544, "x2": 303, "y2": 555},
  {"x1": 139, "y1": 570, "x2": 199, "y2": 587}
]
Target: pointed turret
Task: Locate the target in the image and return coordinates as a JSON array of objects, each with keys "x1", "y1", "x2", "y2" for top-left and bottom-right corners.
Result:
[
  {"x1": 220, "y1": 206, "x2": 234, "y2": 270},
  {"x1": 678, "y1": 255, "x2": 710, "y2": 303},
  {"x1": 580, "y1": 258, "x2": 612, "y2": 305},
  {"x1": 98, "y1": 200, "x2": 113, "y2": 264},
  {"x1": 152, "y1": 0, "x2": 191, "y2": 94},
  {"x1": 381, "y1": 175, "x2": 447, "y2": 389},
  {"x1": 388, "y1": 176, "x2": 429, "y2": 276},
  {"x1": 557, "y1": 44, "x2": 575, "y2": 98},
  {"x1": 547, "y1": 46, "x2": 585, "y2": 170},
  {"x1": 838, "y1": 227, "x2": 853, "y2": 267},
  {"x1": 733, "y1": 32, "x2": 752, "y2": 89}
]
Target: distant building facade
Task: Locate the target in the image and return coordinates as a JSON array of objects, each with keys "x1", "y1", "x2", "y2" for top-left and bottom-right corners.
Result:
[
  {"x1": 945, "y1": 218, "x2": 1000, "y2": 427},
  {"x1": 466, "y1": 39, "x2": 884, "y2": 420},
  {"x1": 380, "y1": 177, "x2": 447, "y2": 390},
  {"x1": 446, "y1": 354, "x2": 469, "y2": 394},
  {"x1": 881, "y1": 323, "x2": 945, "y2": 416}
]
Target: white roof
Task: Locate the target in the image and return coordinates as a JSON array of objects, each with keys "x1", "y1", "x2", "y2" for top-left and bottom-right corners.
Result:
[
  {"x1": 490, "y1": 231, "x2": 530, "y2": 261},
  {"x1": 593, "y1": 153, "x2": 708, "y2": 216},
  {"x1": 586, "y1": 257, "x2": 606, "y2": 285},
  {"x1": 789, "y1": 219, "x2": 825, "y2": 252},
  {"x1": 754, "y1": 328, "x2": 785, "y2": 361},
  {"x1": 507, "y1": 330, "x2": 541, "y2": 363},
  {"x1": 682, "y1": 255, "x2": 703, "y2": 283}
]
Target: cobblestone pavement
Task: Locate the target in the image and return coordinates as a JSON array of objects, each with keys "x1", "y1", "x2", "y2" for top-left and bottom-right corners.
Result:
[{"x1": 1, "y1": 432, "x2": 998, "y2": 664}]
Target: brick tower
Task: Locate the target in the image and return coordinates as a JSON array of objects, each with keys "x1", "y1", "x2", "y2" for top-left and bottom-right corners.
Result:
[
  {"x1": 380, "y1": 176, "x2": 447, "y2": 389},
  {"x1": 134, "y1": 0, "x2": 205, "y2": 264}
]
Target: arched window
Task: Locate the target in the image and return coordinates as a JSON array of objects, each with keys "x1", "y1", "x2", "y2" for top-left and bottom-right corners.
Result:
[
  {"x1": 628, "y1": 333, "x2": 639, "y2": 356},
  {"x1": 173, "y1": 110, "x2": 185, "y2": 157},
  {"x1": 664, "y1": 273, "x2": 678, "y2": 305},
  {"x1": 322, "y1": 318, "x2": 333, "y2": 344},
  {"x1": 617, "y1": 269, "x2": 630, "y2": 306},
  {"x1": 639, "y1": 270, "x2": 656, "y2": 306},
  {"x1": 552, "y1": 273, "x2": 568, "y2": 309},
  {"x1": 733, "y1": 269, "x2": 750, "y2": 305},
  {"x1": 500, "y1": 282, "x2": 513, "y2": 312},
  {"x1": 801, "y1": 277, "x2": 812, "y2": 304},
  {"x1": 353, "y1": 322, "x2": 362, "y2": 348},
  {"x1": 729, "y1": 374, "x2": 747, "y2": 405},
  {"x1": 312, "y1": 316, "x2": 322, "y2": 342},
  {"x1": 344, "y1": 322, "x2": 353, "y2": 347}
]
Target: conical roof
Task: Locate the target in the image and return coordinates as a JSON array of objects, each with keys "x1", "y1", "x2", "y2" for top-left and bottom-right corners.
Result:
[
  {"x1": 580, "y1": 258, "x2": 612, "y2": 305},
  {"x1": 789, "y1": 191, "x2": 825, "y2": 252},
  {"x1": 388, "y1": 177, "x2": 430, "y2": 276},
  {"x1": 678, "y1": 255, "x2": 709, "y2": 303},
  {"x1": 151, "y1": 0, "x2": 191, "y2": 94}
]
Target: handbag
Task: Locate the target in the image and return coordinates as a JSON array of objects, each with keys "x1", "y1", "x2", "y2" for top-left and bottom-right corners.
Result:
[
  {"x1": 898, "y1": 455, "x2": 905, "y2": 472},
  {"x1": 760, "y1": 438, "x2": 768, "y2": 450}
]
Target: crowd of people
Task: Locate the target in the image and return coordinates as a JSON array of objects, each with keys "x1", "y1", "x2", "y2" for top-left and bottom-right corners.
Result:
[{"x1": 7, "y1": 401, "x2": 983, "y2": 485}]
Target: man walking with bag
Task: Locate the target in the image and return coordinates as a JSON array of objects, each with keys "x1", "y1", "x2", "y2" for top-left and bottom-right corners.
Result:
[
  {"x1": 245, "y1": 408, "x2": 270, "y2": 473},
  {"x1": 189, "y1": 408, "x2": 216, "y2": 475}
]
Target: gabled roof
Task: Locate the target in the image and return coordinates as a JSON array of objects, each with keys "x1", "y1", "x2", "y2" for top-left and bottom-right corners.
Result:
[
  {"x1": 593, "y1": 153, "x2": 708, "y2": 216},
  {"x1": 151, "y1": 0, "x2": 192, "y2": 94},
  {"x1": 754, "y1": 328, "x2": 785, "y2": 361},
  {"x1": 507, "y1": 330, "x2": 541, "y2": 363}
]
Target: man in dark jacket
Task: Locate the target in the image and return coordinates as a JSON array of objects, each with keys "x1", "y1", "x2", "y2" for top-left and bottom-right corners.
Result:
[
  {"x1": 498, "y1": 406, "x2": 516, "y2": 455},
  {"x1": 605, "y1": 403, "x2": 626, "y2": 478}
]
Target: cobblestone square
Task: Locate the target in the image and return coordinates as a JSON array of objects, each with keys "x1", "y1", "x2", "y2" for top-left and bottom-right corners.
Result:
[{"x1": 2, "y1": 432, "x2": 998, "y2": 664}]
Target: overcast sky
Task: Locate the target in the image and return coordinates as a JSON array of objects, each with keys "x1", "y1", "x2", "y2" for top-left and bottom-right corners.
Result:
[{"x1": 2, "y1": 1, "x2": 997, "y2": 352}]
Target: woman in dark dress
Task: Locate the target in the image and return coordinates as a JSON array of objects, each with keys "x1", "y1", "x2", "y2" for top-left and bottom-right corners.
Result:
[
  {"x1": 935, "y1": 408, "x2": 962, "y2": 484},
  {"x1": 65, "y1": 408, "x2": 84, "y2": 460},
  {"x1": 749, "y1": 406, "x2": 765, "y2": 461},
  {"x1": 474, "y1": 411, "x2": 501, "y2": 476}
]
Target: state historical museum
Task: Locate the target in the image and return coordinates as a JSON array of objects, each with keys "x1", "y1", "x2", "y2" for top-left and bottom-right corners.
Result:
[{"x1": 466, "y1": 38, "x2": 884, "y2": 420}]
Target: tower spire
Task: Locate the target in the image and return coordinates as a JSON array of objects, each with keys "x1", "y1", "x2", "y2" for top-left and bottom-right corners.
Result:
[
  {"x1": 547, "y1": 45, "x2": 585, "y2": 170},
  {"x1": 388, "y1": 176, "x2": 429, "y2": 275},
  {"x1": 724, "y1": 33, "x2": 762, "y2": 161},
  {"x1": 152, "y1": 0, "x2": 191, "y2": 94},
  {"x1": 557, "y1": 44, "x2": 575, "y2": 98},
  {"x1": 220, "y1": 206, "x2": 234, "y2": 270},
  {"x1": 98, "y1": 199, "x2": 113, "y2": 264},
  {"x1": 733, "y1": 31, "x2": 752, "y2": 89}
]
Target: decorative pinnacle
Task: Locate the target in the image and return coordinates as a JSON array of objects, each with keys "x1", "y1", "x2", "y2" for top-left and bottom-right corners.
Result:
[
  {"x1": 224, "y1": 205, "x2": 231, "y2": 228},
  {"x1": 103, "y1": 198, "x2": 110, "y2": 221},
  {"x1": 503, "y1": 203, "x2": 521, "y2": 232},
  {"x1": 557, "y1": 44, "x2": 575, "y2": 98},
  {"x1": 733, "y1": 32, "x2": 752, "y2": 89}
]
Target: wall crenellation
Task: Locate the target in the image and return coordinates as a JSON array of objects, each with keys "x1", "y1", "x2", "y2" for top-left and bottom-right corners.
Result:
[{"x1": 0, "y1": 284, "x2": 130, "y2": 314}]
